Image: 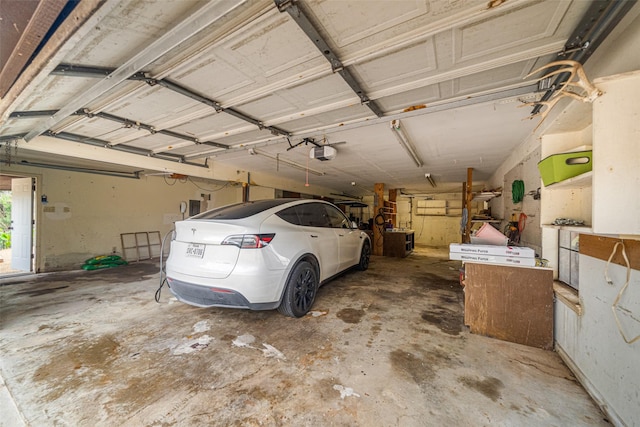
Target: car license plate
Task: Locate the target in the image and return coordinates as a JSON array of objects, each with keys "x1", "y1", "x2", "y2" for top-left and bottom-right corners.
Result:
[{"x1": 186, "y1": 243, "x2": 205, "y2": 258}]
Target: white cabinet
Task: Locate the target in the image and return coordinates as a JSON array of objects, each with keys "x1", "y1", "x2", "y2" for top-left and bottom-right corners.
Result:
[
  {"x1": 592, "y1": 70, "x2": 640, "y2": 235},
  {"x1": 541, "y1": 69, "x2": 640, "y2": 236},
  {"x1": 540, "y1": 70, "x2": 640, "y2": 279}
]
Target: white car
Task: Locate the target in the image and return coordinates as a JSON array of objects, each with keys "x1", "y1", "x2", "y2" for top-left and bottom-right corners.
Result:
[{"x1": 165, "y1": 199, "x2": 371, "y2": 317}]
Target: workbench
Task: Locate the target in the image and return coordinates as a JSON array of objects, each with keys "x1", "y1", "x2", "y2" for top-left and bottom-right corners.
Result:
[{"x1": 383, "y1": 230, "x2": 415, "y2": 258}]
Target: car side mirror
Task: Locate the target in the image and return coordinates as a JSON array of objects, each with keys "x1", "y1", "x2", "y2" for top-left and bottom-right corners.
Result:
[{"x1": 351, "y1": 221, "x2": 358, "y2": 229}]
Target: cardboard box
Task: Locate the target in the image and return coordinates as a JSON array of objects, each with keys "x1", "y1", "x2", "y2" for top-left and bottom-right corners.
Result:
[
  {"x1": 449, "y1": 252, "x2": 536, "y2": 267},
  {"x1": 538, "y1": 150, "x2": 592, "y2": 186},
  {"x1": 450, "y1": 243, "x2": 535, "y2": 258}
]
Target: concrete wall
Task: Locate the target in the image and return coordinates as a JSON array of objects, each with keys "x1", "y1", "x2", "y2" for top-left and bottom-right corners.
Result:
[
  {"x1": 413, "y1": 215, "x2": 461, "y2": 247},
  {"x1": 409, "y1": 193, "x2": 483, "y2": 247},
  {"x1": 37, "y1": 170, "x2": 242, "y2": 271},
  {"x1": 358, "y1": 193, "x2": 466, "y2": 247},
  {"x1": 1, "y1": 163, "x2": 291, "y2": 272}
]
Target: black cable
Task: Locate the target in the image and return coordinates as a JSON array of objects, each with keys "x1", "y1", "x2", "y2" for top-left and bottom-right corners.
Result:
[
  {"x1": 373, "y1": 208, "x2": 387, "y2": 249},
  {"x1": 155, "y1": 229, "x2": 175, "y2": 303},
  {"x1": 187, "y1": 177, "x2": 231, "y2": 192},
  {"x1": 155, "y1": 277, "x2": 168, "y2": 303}
]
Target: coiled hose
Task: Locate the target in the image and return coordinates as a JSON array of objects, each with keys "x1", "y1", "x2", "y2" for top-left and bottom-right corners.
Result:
[{"x1": 512, "y1": 180, "x2": 525, "y2": 203}]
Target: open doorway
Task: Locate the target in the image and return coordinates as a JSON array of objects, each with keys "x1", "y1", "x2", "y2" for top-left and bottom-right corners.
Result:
[{"x1": 0, "y1": 174, "x2": 36, "y2": 276}]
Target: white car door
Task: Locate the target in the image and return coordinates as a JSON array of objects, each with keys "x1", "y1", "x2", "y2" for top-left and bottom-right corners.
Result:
[
  {"x1": 323, "y1": 204, "x2": 361, "y2": 272},
  {"x1": 299, "y1": 203, "x2": 341, "y2": 279}
]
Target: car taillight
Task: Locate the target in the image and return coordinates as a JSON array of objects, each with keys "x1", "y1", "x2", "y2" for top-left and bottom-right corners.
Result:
[{"x1": 221, "y1": 234, "x2": 275, "y2": 249}]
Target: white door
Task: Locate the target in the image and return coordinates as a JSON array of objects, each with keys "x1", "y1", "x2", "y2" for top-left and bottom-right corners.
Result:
[{"x1": 11, "y1": 177, "x2": 34, "y2": 272}]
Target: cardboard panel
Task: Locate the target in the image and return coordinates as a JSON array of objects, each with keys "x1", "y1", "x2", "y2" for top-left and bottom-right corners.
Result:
[{"x1": 464, "y1": 262, "x2": 553, "y2": 349}]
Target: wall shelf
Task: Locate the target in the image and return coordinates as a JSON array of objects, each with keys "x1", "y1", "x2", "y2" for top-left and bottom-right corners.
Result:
[
  {"x1": 542, "y1": 224, "x2": 593, "y2": 233},
  {"x1": 472, "y1": 191, "x2": 502, "y2": 202},
  {"x1": 544, "y1": 171, "x2": 592, "y2": 190},
  {"x1": 416, "y1": 199, "x2": 462, "y2": 216}
]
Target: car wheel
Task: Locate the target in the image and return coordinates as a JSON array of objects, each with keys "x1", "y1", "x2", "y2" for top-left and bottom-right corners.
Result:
[
  {"x1": 278, "y1": 261, "x2": 318, "y2": 318},
  {"x1": 356, "y1": 241, "x2": 371, "y2": 271}
]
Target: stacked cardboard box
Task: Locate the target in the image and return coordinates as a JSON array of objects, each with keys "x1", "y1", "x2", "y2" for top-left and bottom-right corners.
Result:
[{"x1": 449, "y1": 243, "x2": 536, "y2": 267}]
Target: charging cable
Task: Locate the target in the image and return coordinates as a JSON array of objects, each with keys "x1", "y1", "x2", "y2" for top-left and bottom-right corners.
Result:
[{"x1": 155, "y1": 229, "x2": 175, "y2": 303}]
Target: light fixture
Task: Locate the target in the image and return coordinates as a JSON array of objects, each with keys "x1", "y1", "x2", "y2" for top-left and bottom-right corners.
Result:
[
  {"x1": 330, "y1": 192, "x2": 361, "y2": 199},
  {"x1": 390, "y1": 119, "x2": 423, "y2": 168},
  {"x1": 425, "y1": 173, "x2": 436, "y2": 188},
  {"x1": 12, "y1": 160, "x2": 141, "y2": 179},
  {"x1": 248, "y1": 148, "x2": 324, "y2": 176}
]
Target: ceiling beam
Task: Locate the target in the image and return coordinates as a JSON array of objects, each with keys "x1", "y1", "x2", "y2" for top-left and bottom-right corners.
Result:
[
  {"x1": 13, "y1": 160, "x2": 142, "y2": 180},
  {"x1": 50, "y1": 63, "x2": 292, "y2": 138},
  {"x1": 275, "y1": 0, "x2": 384, "y2": 118},
  {"x1": 43, "y1": 131, "x2": 209, "y2": 167},
  {"x1": 9, "y1": 110, "x2": 59, "y2": 118},
  {"x1": 87, "y1": 111, "x2": 228, "y2": 150},
  {"x1": 22, "y1": 0, "x2": 249, "y2": 142},
  {"x1": 10, "y1": 108, "x2": 230, "y2": 151},
  {"x1": 136, "y1": 75, "x2": 291, "y2": 137}
]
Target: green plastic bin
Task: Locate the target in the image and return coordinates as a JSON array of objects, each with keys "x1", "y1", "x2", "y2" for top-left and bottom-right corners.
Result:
[{"x1": 538, "y1": 150, "x2": 592, "y2": 186}]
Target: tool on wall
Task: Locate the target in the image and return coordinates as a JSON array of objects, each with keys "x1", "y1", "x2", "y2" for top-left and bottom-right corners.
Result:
[{"x1": 504, "y1": 212, "x2": 527, "y2": 244}]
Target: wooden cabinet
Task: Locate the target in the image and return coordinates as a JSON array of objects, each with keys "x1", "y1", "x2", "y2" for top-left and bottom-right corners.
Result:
[
  {"x1": 383, "y1": 230, "x2": 414, "y2": 258},
  {"x1": 463, "y1": 262, "x2": 554, "y2": 350}
]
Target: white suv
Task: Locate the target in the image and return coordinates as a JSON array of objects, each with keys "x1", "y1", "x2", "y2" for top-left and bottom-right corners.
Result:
[{"x1": 165, "y1": 199, "x2": 371, "y2": 317}]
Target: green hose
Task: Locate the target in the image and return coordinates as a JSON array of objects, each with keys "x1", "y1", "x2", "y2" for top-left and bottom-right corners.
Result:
[
  {"x1": 82, "y1": 255, "x2": 127, "y2": 270},
  {"x1": 512, "y1": 180, "x2": 525, "y2": 203}
]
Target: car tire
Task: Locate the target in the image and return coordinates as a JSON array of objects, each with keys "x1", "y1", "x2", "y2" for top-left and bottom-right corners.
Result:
[
  {"x1": 356, "y1": 240, "x2": 371, "y2": 271},
  {"x1": 278, "y1": 261, "x2": 318, "y2": 318}
]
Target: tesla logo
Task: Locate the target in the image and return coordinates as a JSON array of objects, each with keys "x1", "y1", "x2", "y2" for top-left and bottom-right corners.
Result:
[{"x1": 191, "y1": 228, "x2": 196, "y2": 236}]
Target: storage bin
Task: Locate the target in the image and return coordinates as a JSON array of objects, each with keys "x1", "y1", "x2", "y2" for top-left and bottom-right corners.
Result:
[{"x1": 537, "y1": 150, "x2": 592, "y2": 186}]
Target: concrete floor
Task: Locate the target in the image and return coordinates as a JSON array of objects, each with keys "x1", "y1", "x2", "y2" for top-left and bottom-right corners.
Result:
[{"x1": 0, "y1": 247, "x2": 608, "y2": 426}]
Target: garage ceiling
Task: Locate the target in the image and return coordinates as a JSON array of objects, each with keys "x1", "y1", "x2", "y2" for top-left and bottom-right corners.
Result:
[{"x1": 0, "y1": 0, "x2": 635, "y2": 196}]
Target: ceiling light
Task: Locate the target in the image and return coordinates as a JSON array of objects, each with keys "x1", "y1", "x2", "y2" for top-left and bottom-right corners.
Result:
[
  {"x1": 425, "y1": 173, "x2": 436, "y2": 188},
  {"x1": 390, "y1": 119, "x2": 423, "y2": 168},
  {"x1": 248, "y1": 148, "x2": 324, "y2": 176}
]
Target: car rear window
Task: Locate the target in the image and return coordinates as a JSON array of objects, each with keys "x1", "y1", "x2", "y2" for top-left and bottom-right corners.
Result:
[
  {"x1": 276, "y1": 204, "x2": 328, "y2": 227},
  {"x1": 191, "y1": 199, "x2": 295, "y2": 220},
  {"x1": 277, "y1": 202, "x2": 348, "y2": 228}
]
